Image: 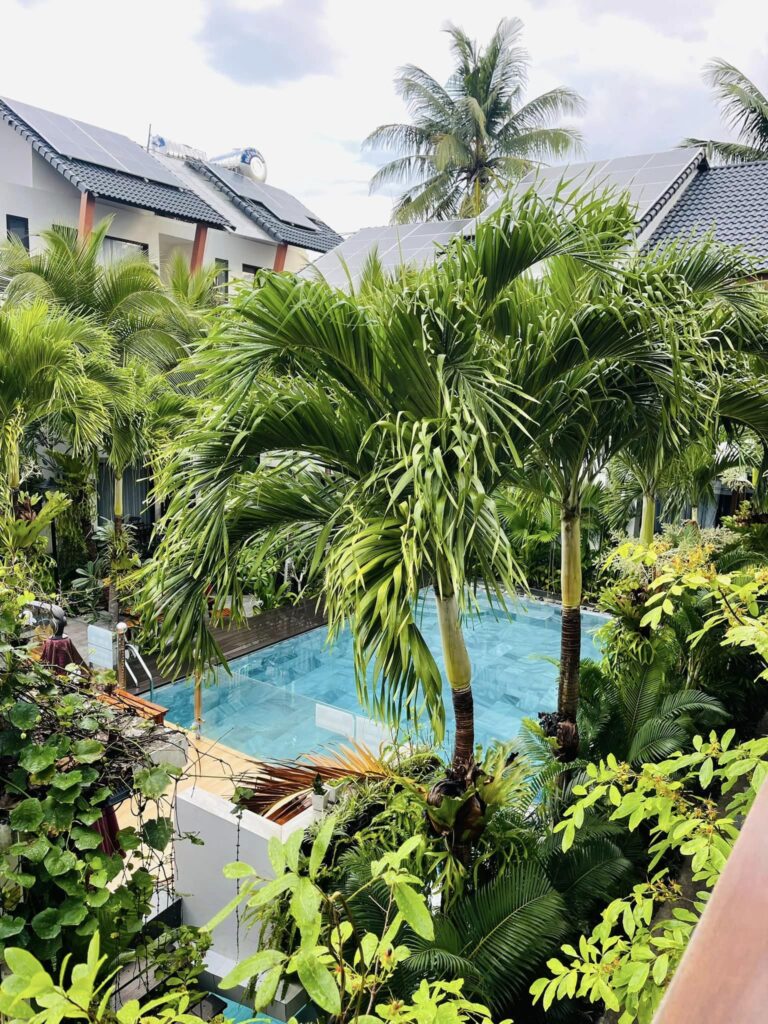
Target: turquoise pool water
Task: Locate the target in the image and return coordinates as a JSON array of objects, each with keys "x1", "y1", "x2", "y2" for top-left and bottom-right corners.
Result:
[{"x1": 159, "y1": 596, "x2": 606, "y2": 760}]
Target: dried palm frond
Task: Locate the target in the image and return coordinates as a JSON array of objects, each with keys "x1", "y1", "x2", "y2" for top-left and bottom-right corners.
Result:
[{"x1": 235, "y1": 741, "x2": 391, "y2": 821}]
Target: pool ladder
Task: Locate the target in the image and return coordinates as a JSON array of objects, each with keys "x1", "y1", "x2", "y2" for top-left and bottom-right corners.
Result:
[{"x1": 125, "y1": 642, "x2": 155, "y2": 700}]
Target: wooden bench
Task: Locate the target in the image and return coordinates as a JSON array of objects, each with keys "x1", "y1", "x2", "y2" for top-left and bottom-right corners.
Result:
[{"x1": 97, "y1": 688, "x2": 168, "y2": 725}]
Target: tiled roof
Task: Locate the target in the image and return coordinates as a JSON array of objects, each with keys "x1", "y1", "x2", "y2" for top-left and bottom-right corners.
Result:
[
  {"x1": 188, "y1": 160, "x2": 343, "y2": 254},
  {"x1": 0, "y1": 101, "x2": 229, "y2": 228},
  {"x1": 647, "y1": 161, "x2": 768, "y2": 270}
]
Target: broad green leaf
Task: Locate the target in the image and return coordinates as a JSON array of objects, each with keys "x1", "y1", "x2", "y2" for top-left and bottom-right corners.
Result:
[
  {"x1": 249, "y1": 873, "x2": 295, "y2": 908},
  {"x1": 4, "y1": 947, "x2": 45, "y2": 979},
  {"x1": 653, "y1": 953, "x2": 669, "y2": 985},
  {"x1": 290, "y1": 875, "x2": 321, "y2": 939},
  {"x1": 268, "y1": 835, "x2": 286, "y2": 875},
  {"x1": 134, "y1": 766, "x2": 171, "y2": 799},
  {"x1": 223, "y1": 861, "x2": 257, "y2": 880},
  {"x1": 283, "y1": 828, "x2": 304, "y2": 873},
  {"x1": 309, "y1": 816, "x2": 335, "y2": 880},
  {"x1": 220, "y1": 949, "x2": 286, "y2": 989},
  {"x1": 254, "y1": 965, "x2": 283, "y2": 1011},
  {"x1": 71, "y1": 739, "x2": 106, "y2": 764},
  {"x1": 10, "y1": 797, "x2": 44, "y2": 831},
  {"x1": 393, "y1": 883, "x2": 433, "y2": 940},
  {"x1": 31, "y1": 908, "x2": 63, "y2": 940},
  {"x1": 44, "y1": 847, "x2": 78, "y2": 877},
  {"x1": 141, "y1": 817, "x2": 174, "y2": 851},
  {"x1": 295, "y1": 949, "x2": 340, "y2": 1015},
  {"x1": 0, "y1": 916, "x2": 25, "y2": 939},
  {"x1": 20, "y1": 745, "x2": 57, "y2": 773},
  {"x1": 8, "y1": 701, "x2": 40, "y2": 730}
]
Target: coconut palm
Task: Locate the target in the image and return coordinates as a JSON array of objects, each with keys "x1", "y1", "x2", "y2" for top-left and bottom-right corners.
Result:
[
  {"x1": 0, "y1": 302, "x2": 109, "y2": 515},
  {"x1": 683, "y1": 59, "x2": 768, "y2": 163},
  {"x1": 365, "y1": 18, "x2": 584, "y2": 222}
]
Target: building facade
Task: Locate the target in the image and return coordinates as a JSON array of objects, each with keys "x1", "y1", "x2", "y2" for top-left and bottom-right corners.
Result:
[{"x1": 0, "y1": 96, "x2": 342, "y2": 279}]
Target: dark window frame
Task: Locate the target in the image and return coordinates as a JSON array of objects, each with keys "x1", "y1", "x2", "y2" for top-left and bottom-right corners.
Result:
[
  {"x1": 104, "y1": 234, "x2": 149, "y2": 254},
  {"x1": 6, "y1": 214, "x2": 30, "y2": 251},
  {"x1": 214, "y1": 258, "x2": 229, "y2": 302}
]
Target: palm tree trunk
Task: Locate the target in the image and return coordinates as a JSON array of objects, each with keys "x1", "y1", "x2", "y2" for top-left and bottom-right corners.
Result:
[
  {"x1": 108, "y1": 474, "x2": 124, "y2": 622},
  {"x1": 639, "y1": 493, "x2": 655, "y2": 546},
  {"x1": 7, "y1": 419, "x2": 23, "y2": 517},
  {"x1": 691, "y1": 505, "x2": 699, "y2": 525},
  {"x1": 558, "y1": 507, "x2": 582, "y2": 734},
  {"x1": 434, "y1": 588, "x2": 473, "y2": 774}
]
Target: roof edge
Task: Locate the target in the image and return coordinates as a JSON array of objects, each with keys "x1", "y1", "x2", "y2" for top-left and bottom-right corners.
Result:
[
  {"x1": 0, "y1": 101, "x2": 229, "y2": 229},
  {"x1": 635, "y1": 148, "x2": 708, "y2": 236}
]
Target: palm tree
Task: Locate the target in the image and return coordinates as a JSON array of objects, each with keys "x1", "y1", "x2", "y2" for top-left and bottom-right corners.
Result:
[
  {"x1": 0, "y1": 219, "x2": 187, "y2": 613},
  {"x1": 365, "y1": 18, "x2": 584, "y2": 222},
  {"x1": 0, "y1": 302, "x2": 109, "y2": 516},
  {"x1": 683, "y1": 59, "x2": 768, "y2": 163},
  {"x1": 142, "y1": 190, "x2": 640, "y2": 782},
  {"x1": 578, "y1": 657, "x2": 725, "y2": 766},
  {"x1": 510, "y1": 239, "x2": 766, "y2": 751}
]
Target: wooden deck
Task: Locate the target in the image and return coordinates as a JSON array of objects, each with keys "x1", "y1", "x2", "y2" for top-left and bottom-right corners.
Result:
[{"x1": 67, "y1": 600, "x2": 327, "y2": 695}]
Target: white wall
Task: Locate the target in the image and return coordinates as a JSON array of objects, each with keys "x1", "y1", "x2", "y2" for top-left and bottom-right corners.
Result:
[
  {"x1": 0, "y1": 120, "x2": 310, "y2": 277},
  {"x1": 174, "y1": 787, "x2": 313, "y2": 966}
]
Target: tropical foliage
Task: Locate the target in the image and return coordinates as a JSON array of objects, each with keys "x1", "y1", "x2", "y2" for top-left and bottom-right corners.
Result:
[
  {"x1": 5, "y1": 177, "x2": 768, "y2": 1024},
  {"x1": 684, "y1": 58, "x2": 768, "y2": 163},
  {"x1": 365, "y1": 18, "x2": 584, "y2": 221}
]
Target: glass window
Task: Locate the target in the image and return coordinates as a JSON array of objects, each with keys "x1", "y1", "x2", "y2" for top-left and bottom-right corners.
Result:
[
  {"x1": 242, "y1": 263, "x2": 260, "y2": 281},
  {"x1": 6, "y1": 215, "x2": 30, "y2": 250},
  {"x1": 215, "y1": 258, "x2": 229, "y2": 302},
  {"x1": 101, "y1": 236, "x2": 148, "y2": 266}
]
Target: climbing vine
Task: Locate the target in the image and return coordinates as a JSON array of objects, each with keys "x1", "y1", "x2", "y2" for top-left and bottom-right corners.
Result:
[{"x1": 1, "y1": 604, "x2": 189, "y2": 965}]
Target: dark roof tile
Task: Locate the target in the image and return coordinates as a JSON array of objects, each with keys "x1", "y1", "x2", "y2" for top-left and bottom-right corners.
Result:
[
  {"x1": 188, "y1": 160, "x2": 343, "y2": 253},
  {"x1": 0, "y1": 101, "x2": 230, "y2": 228},
  {"x1": 647, "y1": 161, "x2": 768, "y2": 269}
]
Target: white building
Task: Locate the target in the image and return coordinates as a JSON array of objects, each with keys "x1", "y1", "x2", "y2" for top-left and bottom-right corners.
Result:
[{"x1": 0, "y1": 96, "x2": 342, "y2": 279}]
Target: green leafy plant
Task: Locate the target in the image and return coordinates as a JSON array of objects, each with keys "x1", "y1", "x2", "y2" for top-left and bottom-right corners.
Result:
[
  {"x1": 0, "y1": 933, "x2": 204, "y2": 1024},
  {"x1": 532, "y1": 731, "x2": 768, "y2": 1022},
  {"x1": 208, "y1": 827, "x2": 503, "y2": 1024},
  {"x1": 0, "y1": 639, "x2": 183, "y2": 963}
]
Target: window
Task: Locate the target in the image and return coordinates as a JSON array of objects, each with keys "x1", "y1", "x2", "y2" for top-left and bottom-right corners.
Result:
[
  {"x1": 6, "y1": 215, "x2": 29, "y2": 250},
  {"x1": 101, "y1": 236, "x2": 148, "y2": 266},
  {"x1": 214, "y1": 258, "x2": 229, "y2": 302},
  {"x1": 242, "y1": 263, "x2": 260, "y2": 281}
]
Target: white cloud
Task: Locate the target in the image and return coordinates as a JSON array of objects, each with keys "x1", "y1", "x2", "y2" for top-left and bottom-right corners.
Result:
[{"x1": 2, "y1": 0, "x2": 768, "y2": 232}]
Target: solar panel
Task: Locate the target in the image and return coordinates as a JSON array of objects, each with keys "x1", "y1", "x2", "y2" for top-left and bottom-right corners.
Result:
[
  {"x1": 308, "y1": 219, "x2": 471, "y2": 290},
  {"x1": 2, "y1": 96, "x2": 181, "y2": 187},
  {"x1": 206, "y1": 163, "x2": 319, "y2": 231},
  {"x1": 486, "y1": 148, "x2": 704, "y2": 224}
]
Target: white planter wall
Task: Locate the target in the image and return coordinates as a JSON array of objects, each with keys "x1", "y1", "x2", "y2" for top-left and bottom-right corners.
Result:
[{"x1": 174, "y1": 788, "x2": 312, "y2": 967}]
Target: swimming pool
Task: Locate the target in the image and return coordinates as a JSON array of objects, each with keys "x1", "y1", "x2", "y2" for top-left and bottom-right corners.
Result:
[{"x1": 159, "y1": 596, "x2": 606, "y2": 761}]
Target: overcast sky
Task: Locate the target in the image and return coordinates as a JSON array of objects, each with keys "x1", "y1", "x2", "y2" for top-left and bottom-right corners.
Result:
[{"x1": 4, "y1": 0, "x2": 767, "y2": 232}]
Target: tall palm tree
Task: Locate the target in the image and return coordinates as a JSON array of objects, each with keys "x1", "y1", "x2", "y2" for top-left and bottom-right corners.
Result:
[
  {"x1": 142, "y1": 190, "x2": 648, "y2": 780},
  {"x1": 0, "y1": 302, "x2": 109, "y2": 515},
  {"x1": 683, "y1": 59, "x2": 768, "y2": 163},
  {"x1": 508, "y1": 240, "x2": 766, "y2": 751},
  {"x1": 365, "y1": 18, "x2": 584, "y2": 222}
]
